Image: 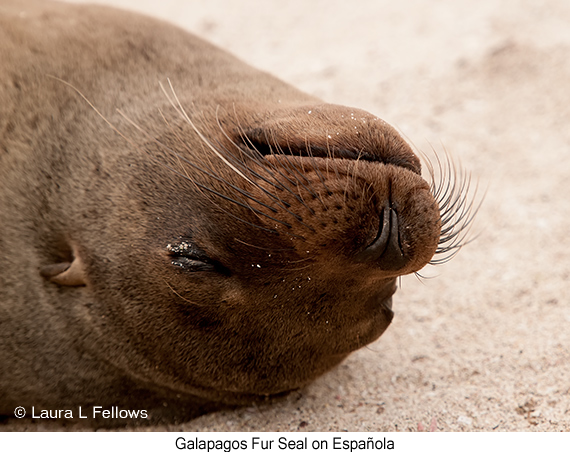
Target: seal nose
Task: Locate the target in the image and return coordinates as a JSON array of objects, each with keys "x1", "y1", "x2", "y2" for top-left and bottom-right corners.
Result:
[{"x1": 356, "y1": 203, "x2": 408, "y2": 271}]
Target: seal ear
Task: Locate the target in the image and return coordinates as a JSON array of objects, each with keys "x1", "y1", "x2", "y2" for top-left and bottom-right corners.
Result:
[{"x1": 40, "y1": 252, "x2": 87, "y2": 287}]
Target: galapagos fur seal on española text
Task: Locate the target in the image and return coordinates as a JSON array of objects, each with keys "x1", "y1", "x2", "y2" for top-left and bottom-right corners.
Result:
[{"x1": 0, "y1": 0, "x2": 477, "y2": 425}]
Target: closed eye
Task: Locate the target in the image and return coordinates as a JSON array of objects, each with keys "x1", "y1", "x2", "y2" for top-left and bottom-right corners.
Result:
[{"x1": 167, "y1": 241, "x2": 230, "y2": 275}]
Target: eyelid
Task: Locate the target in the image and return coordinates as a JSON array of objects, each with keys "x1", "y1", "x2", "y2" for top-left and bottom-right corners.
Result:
[
  {"x1": 166, "y1": 241, "x2": 207, "y2": 259},
  {"x1": 166, "y1": 241, "x2": 230, "y2": 275},
  {"x1": 170, "y1": 256, "x2": 217, "y2": 272}
]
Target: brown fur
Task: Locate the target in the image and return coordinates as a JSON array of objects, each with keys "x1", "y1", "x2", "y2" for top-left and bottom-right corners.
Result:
[{"x1": 0, "y1": 0, "x2": 462, "y2": 426}]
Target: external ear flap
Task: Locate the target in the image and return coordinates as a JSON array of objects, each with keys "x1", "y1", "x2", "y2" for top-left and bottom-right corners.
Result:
[{"x1": 40, "y1": 251, "x2": 87, "y2": 287}]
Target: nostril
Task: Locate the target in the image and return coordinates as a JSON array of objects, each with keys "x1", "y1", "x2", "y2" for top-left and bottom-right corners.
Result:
[
  {"x1": 382, "y1": 208, "x2": 407, "y2": 271},
  {"x1": 356, "y1": 203, "x2": 408, "y2": 271},
  {"x1": 357, "y1": 207, "x2": 391, "y2": 262}
]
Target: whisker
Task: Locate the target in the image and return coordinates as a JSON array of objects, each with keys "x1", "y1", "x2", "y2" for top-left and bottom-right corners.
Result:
[
  {"x1": 210, "y1": 111, "x2": 320, "y2": 228},
  {"x1": 160, "y1": 79, "x2": 257, "y2": 186},
  {"x1": 304, "y1": 136, "x2": 333, "y2": 198},
  {"x1": 156, "y1": 110, "x2": 291, "y2": 218},
  {"x1": 230, "y1": 111, "x2": 299, "y2": 193},
  {"x1": 164, "y1": 279, "x2": 204, "y2": 306},
  {"x1": 418, "y1": 146, "x2": 484, "y2": 266},
  {"x1": 282, "y1": 256, "x2": 314, "y2": 265},
  {"x1": 281, "y1": 264, "x2": 316, "y2": 272},
  {"x1": 46, "y1": 75, "x2": 136, "y2": 146},
  {"x1": 233, "y1": 238, "x2": 295, "y2": 253},
  {"x1": 117, "y1": 95, "x2": 315, "y2": 238},
  {"x1": 163, "y1": 164, "x2": 298, "y2": 231},
  {"x1": 266, "y1": 135, "x2": 318, "y2": 213},
  {"x1": 227, "y1": 110, "x2": 322, "y2": 222}
]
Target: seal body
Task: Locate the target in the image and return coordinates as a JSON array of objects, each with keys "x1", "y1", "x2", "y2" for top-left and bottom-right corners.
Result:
[{"x1": 0, "y1": 0, "x2": 442, "y2": 425}]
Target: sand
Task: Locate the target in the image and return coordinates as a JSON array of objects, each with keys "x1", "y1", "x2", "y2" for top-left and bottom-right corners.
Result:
[{"x1": 6, "y1": 0, "x2": 570, "y2": 432}]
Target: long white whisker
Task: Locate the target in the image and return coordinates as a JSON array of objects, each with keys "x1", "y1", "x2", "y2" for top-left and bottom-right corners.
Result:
[{"x1": 159, "y1": 79, "x2": 256, "y2": 186}]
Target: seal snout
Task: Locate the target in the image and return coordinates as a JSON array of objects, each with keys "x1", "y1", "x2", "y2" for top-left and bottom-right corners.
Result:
[{"x1": 356, "y1": 202, "x2": 408, "y2": 271}]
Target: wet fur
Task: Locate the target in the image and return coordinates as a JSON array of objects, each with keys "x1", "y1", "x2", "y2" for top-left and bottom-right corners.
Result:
[{"x1": 0, "y1": 0, "x2": 476, "y2": 426}]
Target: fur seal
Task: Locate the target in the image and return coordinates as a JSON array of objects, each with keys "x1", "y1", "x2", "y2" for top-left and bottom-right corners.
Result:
[{"x1": 0, "y1": 0, "x2": 476, "y2": 425}]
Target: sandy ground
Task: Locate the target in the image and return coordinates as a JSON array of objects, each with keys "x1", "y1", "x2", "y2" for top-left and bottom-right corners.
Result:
[{"x1": 6, "y1": 0, "x2": 570, "y2": 432}]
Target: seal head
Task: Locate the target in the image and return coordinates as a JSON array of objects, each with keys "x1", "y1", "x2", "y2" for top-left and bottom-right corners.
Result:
[{"x1": 71, "y1": 101, "x2": 441, "y2": 401}]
